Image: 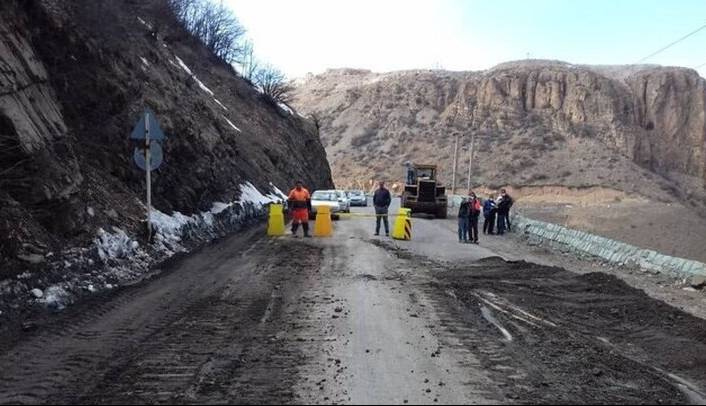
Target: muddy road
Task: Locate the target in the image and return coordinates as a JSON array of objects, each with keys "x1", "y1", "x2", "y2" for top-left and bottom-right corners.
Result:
[{"x1": 1, "y1": 201, "x2": 706, "y2": 404}]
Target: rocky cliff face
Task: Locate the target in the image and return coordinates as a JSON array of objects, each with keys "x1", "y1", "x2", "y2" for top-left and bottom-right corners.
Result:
[
  {"x1": 292, "y1": 61, "x2": 706, "y2": 207},
  {"x1": 0, "y1": 0, "x2": 332, "y2": 276}
]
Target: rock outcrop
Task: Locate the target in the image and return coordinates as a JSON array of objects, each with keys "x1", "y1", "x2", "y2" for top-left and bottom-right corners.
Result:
[{"x1": 292, "y1": 61, "x2": 706, "y2": 207}]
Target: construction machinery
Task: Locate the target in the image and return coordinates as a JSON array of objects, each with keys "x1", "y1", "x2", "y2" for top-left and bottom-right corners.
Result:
[{"x1": 401, "y1": 163, "x2": 448, "y2": 218}]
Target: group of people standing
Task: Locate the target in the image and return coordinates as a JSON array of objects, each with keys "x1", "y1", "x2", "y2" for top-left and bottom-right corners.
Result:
[
  {"x1": 288, "y1": 180, "x2": 514, "y2": 243},
  {"x1": 287, "y1": 180, "x2": 394, "y2": 238},
  {"x1": 458, "y1": 188, "x2": 514, "y2": 244}
]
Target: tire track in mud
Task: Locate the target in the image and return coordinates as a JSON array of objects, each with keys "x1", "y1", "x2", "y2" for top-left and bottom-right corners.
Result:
[
  {"x1": 0, "y1": 238, "x2": 331, "y2": 405},
  {"x1": 375, "y1": 241, "x2": 706, "y2": 404},
  {"x1": 430, "y1": 258, "x2": 706, "y2": 404}
]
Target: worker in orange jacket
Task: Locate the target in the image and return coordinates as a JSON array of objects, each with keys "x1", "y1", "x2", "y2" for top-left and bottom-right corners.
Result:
[{"x1": 288, "y1": 181, "x2": 311, "y2": 237}]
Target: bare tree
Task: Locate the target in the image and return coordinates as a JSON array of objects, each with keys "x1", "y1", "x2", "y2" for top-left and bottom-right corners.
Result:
[
  {"x1": 254, "y1": 65, "x2": 293, "y2": 106},
  {"x1": 168, "y1": 0, "x2": 198, "y2": 22},
  {"x1": 168, "y1": 0, "x2": 247, "y2": 63},
  {"x1": 239, "y1": 40, "x2": 259, "y2": 82}
]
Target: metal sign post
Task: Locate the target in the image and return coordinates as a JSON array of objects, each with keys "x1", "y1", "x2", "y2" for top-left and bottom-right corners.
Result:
[
  {"x1": 144, "y1": 112, "x2": 152, "y2": 241},
  {"x1": 130, "y1": 108, "x2": 166, "y2": 243}
]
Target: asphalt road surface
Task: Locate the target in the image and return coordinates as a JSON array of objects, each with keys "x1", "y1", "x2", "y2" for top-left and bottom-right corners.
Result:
[{"x1": 1, "y1": 199, "x2": 706, "y2": 404}]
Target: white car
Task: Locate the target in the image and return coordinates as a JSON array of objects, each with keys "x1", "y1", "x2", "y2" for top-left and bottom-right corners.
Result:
[
  {"x1": 310, "y1": 190, "x2": 342, "y2": 217},
  {"x1": 335, "y1": 190, "x2": 351, "y2": 213},
  {"x1": 347, "y1": 190, "x2": 368, "y2": 207}
]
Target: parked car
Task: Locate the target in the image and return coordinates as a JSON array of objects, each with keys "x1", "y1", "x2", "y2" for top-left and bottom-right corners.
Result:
[
  {"x1": 335, "y1": 190, "x2": 351, "y2": 213},
  {"x1": 347, "y1": 190, "x2": 367, "y2": 207},
  {"x1": 310, "y1": 190, "x2": 342, "y2": 218}
]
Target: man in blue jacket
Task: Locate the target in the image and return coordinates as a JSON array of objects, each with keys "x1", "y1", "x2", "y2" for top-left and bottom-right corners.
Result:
[{"x1": 373, "y1": 181, "x2": 392, "y2": 236}]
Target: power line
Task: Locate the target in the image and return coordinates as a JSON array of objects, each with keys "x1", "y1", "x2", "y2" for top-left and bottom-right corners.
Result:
[
  {"x1": 637, "y1": 22, "x2": 706, "y2": 63},
  {"x1": 694, "y1": 62, "x2": 706, "y2": 69}
]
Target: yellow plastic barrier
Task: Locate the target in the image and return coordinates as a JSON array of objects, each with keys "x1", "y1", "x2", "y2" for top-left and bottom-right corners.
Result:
[
  {"x1": 391, "y1": 208, "x2": 412, "y2": 240},
  {"x1": 267, "y1": 204, "x2": 286, "y2": 237},
  {"x1": 314, "y1": 206, "x2": 333, "y2": 237}
]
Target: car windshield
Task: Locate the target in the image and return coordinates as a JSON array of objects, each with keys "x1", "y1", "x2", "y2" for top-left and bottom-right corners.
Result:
[
  {"x1": 312, "y1": 191, "x2": 337, "y2": 201},
  {"x1": 349, "y1": 191, "x2": 363, "y2": 197}
]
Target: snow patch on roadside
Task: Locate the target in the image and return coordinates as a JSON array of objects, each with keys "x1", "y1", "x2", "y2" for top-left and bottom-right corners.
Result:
[
  {"x1": 270, "y1": 183, "x2": 288, "y2": 200},
  {"x1": 2, "y1": 182, "x2": 290, "y2": 314},
  {"x1": 240, "y1": 182, "x2": 286, "y2": 207},
  {"x1": 41, "y1": 285, "x2": 72, "y2": 311},
  {"x1": 210, "y1": 202, "x2": 232, "y2": 214},
  {"x1": 151, "y1": 210, "x2": 195, "y2": 246},
  {"x1": 95, "y1": 227, "x2": 138, "y2": 261}
]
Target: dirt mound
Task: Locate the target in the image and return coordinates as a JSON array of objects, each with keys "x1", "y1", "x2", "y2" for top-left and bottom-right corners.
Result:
[{"x1": 434, "y1": 259, "x2": 706, "y2": 403}]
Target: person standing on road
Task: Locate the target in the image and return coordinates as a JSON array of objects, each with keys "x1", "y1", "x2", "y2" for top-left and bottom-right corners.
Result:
[
  {"x1": 457, "y1": 197, "x2": 470, "y2": 243},
  {"x1": 404, "y1": 161, "x2": 415, "y2": 185},
  {"x1": 505, "y1": 190, "x2": 514, "y2": 231},
  {"x1": 288, "y1": 181, "x2": 311, "y2": 238},
  {"x1": 468, "y1": 192, "x2": 482, "y2": 244},
  {"x1": 483, "y1": 194, "x2": 497, "y2": 235},
  {"x1": 373, "y1": 181, "x2": 392, "y2": 236},
  {"x1": 496, "y1": 189, "x2": 514, "y2": 235}
]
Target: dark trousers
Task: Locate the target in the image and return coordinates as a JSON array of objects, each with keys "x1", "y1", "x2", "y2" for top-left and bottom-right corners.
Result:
[
  {"x1": 458, "y1": 217, "x2": 469, "y2": 241},
  {"x1": 497, "y1": 213, "x2": 507, "y2": 235},
  {"x1": 292, "y1": 222, "x2": 309, "y2": 236},
  {"x1": 375, "y1": 206, "x2": 389, "y2": 234},
  {"x1": 483, "y1": 212, "x2": 496, "y2": 234},
  {"x1": 469, "y1": 216, "x2": 479, "y2": 242}
]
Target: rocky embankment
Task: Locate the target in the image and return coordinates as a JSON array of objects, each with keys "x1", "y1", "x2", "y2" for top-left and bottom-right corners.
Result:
[{"x1": 0, "y1": 0, "x2": 332, "y2": 313}]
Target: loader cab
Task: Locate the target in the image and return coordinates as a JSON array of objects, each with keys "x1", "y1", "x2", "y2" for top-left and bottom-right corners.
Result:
[{"x1": 402, "y1": 164, "x2": 448, "y2": 218}]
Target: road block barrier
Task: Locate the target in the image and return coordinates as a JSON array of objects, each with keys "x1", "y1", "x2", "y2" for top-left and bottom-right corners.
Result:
[
  {"x1": 267, "y1": 204, "x2": 286, "y2": 236},
  {"x1": 336, "y1": 212, "x2": 404, "y2": 219},
  {"x1": 391, "y1": 208, "x2": 412, "y2": 240},
  {"x1": 314, "y1": 206, "x2": 333, "y2": 237}
]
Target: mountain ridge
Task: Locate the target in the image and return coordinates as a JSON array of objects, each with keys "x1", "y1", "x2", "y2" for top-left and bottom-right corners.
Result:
[{"x1": 292, "y1": 59, "x2": 706, "y2": 215}]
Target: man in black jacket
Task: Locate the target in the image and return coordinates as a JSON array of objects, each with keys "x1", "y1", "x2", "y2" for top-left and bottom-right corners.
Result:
[
  {"x1": 496, "y1": 189, "x2": 514, "y2": 235},
  {"x1": 457, "y1": 198, "x2": 470, "y2": 243},
  {"x1": 373, "y1": 181, "x2": 392, "y2": 236}
]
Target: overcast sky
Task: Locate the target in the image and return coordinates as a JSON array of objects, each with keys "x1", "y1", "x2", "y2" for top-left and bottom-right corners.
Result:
[{"x1": 226, "y1": 0, "x2": 706, "y2": 79}]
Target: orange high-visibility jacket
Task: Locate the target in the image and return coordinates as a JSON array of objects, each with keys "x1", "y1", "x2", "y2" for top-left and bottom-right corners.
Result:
[{"x1": 288, "y1": 188, "x2": 311, "y2": 209}]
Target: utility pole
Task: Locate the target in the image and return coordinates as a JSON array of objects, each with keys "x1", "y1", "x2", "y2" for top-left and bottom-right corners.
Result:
[
  {"x1": 451, "y1": 133, "x2": 459, "y2": 196},
  {"x1": 466, "y1": 133, "x2": 475, "y2": 191}
]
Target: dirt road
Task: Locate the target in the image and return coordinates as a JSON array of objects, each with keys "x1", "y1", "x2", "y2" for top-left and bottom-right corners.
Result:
[{"x1": 1, "y1": 200, "x2": 705, "y2": 404}]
